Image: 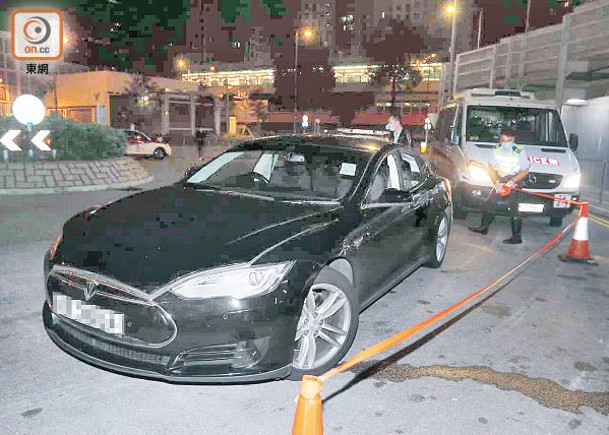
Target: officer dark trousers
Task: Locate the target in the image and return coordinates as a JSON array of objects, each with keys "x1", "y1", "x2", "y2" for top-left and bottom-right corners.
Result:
[{"x1": 476, "y1": 178, "x2": 523, "y2": 243}]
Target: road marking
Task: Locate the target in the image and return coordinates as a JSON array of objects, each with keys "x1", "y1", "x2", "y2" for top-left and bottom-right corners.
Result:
[{"x1": 589, "y1": 214, "x2": 609, "y2": 229}]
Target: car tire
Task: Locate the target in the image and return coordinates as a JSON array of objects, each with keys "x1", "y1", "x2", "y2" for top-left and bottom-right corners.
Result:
[
  {"x1": 424, "y1": 209, "x2": 451, "y2": 268},
  {"x1": 549, "y1": 215, "x2": 563, "y2": 227},
  {"x1": 289, "y1": 268, "x2": 358, "y2": 380},
  {"x1": 153, "y1": 147, "x2": 166, "y2": 159}
]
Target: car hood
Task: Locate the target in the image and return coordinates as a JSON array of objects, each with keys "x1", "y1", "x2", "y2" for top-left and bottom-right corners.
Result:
[{"x1": 56, "y1": 185, "x2": 341, "y2": 291}]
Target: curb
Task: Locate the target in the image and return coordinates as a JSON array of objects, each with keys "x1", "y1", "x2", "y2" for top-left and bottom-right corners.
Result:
[
  {"x1": 589, "y1": 202, "x2": 609, "y2": 220},
  {"x1": 0, "y1": 175, "x2": 154, "y2": 196}
]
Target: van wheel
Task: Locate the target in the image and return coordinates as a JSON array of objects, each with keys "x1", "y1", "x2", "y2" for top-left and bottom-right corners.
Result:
[{"x1": 549, "y1": 216, "x2": 563, "y2": 227}]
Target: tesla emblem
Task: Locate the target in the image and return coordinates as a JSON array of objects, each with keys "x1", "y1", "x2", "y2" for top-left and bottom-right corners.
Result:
[{"x1": 83, "y1": 280, "x2": 98, "y2": 301}]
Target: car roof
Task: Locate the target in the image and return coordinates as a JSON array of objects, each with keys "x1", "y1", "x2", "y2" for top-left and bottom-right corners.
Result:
[{"x1": 234, "y1": 134, "x2": 391, "y2": 154}]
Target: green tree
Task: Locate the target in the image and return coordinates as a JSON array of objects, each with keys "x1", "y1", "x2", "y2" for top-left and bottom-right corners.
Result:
[
  {"x1": 370, "y1": 64, "x2": 422, "y2": 112},
  {"x1": 124, "y1": 73, "x2": 161, "y2": 125}
]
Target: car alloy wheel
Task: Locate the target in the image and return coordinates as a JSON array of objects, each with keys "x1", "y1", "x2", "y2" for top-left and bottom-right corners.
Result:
[
  {"x1": 153, "y1": 147, "x2": 166, "y2": 159},
  {"x1": 291, "y1": 273, "x2": 357, "y2": 377},
  {"x1": 425, "y1": 209, "x2": 450, "y2": 268}
]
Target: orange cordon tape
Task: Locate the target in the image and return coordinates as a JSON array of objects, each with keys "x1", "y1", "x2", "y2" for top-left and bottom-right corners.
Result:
[
  {"x1": 503, "y1": 186, "x2": 597, "y2": 265},
  {"x1": 292, "y1": 195, "x2": 594, "y2": 435}
]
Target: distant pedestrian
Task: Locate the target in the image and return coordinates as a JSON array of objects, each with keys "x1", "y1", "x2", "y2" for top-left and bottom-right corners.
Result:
[
  {"x1": 195, "y1": 128, "x2": 206, "y2": 157},
  {"x1": 385, "y1": 114, "x2": 412, "y2": 148},
  {"x1": 468, "y1": 129, "x2": 531, "y2": 244}
]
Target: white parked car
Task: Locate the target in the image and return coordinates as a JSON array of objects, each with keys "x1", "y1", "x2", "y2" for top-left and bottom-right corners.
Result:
[{"x1": 123, "y1": 129, "x2": 173, "y2": 159}]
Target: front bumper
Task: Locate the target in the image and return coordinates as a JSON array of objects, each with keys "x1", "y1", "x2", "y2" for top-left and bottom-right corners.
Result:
[
  {"x1": 456, "y1": 183, "x2": 579, "y2": 217},
  {"x1": 42, "y1": 260, "x2": 312, "y2": 383}
]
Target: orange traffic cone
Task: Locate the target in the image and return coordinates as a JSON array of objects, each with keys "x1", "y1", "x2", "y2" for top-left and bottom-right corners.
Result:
[
  {"x1": 292, "y1": 375, "x2": 324, "y2": 435},
  {"x1": 558, "y1": 203, "x2": 598, "y2": 265}
]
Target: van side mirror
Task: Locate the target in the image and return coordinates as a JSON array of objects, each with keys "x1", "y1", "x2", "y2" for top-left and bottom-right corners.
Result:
[
  {"x1": 450, "y1": 127, "x2": 460, "y2": 145},
  {"x1": 569, "y1": 133, "x2": 579, "y2": 151}
]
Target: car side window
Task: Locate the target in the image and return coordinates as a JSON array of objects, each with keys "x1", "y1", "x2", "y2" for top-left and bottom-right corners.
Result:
[
  {"x1": 397, "y1": 151, "x2": 425, "y2": 190},
  {"x1": 365, "y1": 154, "x2": 401, "y2": 203}
]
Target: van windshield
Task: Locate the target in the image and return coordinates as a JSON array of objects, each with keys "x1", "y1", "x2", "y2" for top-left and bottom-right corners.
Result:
[{"x1": 466, "y1": 106, "x2": 568, "y2": 147}]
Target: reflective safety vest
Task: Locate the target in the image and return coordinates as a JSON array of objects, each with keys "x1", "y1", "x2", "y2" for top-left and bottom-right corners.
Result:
[{"x1": 493, "y1": 144, "x2": 525, "y2": 177}]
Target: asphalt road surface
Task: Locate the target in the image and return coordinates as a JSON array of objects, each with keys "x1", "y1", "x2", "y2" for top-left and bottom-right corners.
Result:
[{"x1": 1, "y1": 158, "x2": 608, "y2": 435}]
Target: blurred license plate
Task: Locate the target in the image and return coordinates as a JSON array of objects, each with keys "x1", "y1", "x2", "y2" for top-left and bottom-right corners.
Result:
[
  {"x1": 52, "y1": 293, "x2": 124, "y2": 334},
  {"x1": 519, "y1": 203, "x2": 544, "y2": 213},
  {"x1": 553, "y1": 194, "x2": 571, "y2": 209}
]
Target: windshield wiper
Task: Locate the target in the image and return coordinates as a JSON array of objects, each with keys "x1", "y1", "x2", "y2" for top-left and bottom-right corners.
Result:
[
  {"x1": 223, "y1": 190, "x2": 275, "y2": 201},
  {"x1": 282, "y1": 198, "x2": 340, "y2": 205},
  {"x1": 185, "y1": 182, "x2": 221, "y2": 190}
]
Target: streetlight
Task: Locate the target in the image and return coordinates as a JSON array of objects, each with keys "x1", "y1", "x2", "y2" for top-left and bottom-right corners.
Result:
[
  {"x1": 294, "y1": 26, "x2": 315, "y2": 134},
  {"x1": 176, "y1": 56, "x2": 190, "y2": 76},
  {"x1": 474, "y1": 7, "x2": 484, "y2": 49},
  {"x1": 445, "y1": 1, "x2": 458, "y2": 103}
]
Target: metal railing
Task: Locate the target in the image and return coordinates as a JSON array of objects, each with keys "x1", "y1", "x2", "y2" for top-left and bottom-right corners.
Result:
[
  {"x1": 578, "y1": 158, "x2": 609, "y2": 204},
  {"x1": 443, "y1": 0, "x2": 609, "y2": 102}
]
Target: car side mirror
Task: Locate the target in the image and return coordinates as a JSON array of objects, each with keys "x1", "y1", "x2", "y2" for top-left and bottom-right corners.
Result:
[
  {"x1": 184, "y1": 164, "x2": 203, "y2": 179},
  {"x1": 569, "y1": 133, "x2": 579, "y2": 151}
]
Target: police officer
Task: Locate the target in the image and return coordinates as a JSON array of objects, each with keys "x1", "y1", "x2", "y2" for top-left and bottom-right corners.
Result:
[
  {"x1": 469, "y1": 129, "x2": 531, "y2": 244},
  {"x1": 386, "y1": 114, "x2": 412, "y2": 148}
]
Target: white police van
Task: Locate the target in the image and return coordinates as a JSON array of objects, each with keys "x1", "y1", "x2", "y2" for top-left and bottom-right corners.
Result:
[{"x1": 429, "y1": 88, "x2": 581, "y2": 226}]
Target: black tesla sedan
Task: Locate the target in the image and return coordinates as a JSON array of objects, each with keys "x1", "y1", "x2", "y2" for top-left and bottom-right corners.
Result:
[{"x1": 43, "y1": 135, "x2": 452, "y2": 383}]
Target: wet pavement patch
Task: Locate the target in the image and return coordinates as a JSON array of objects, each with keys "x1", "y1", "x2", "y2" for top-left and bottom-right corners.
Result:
[
  {"x1": 21, "y1": 408, "x2": 42, "y2": 418},
  {"x1": 573, "y1": 361, "x2": 598, "y2": 372},
  {"x1": 480, "y1": 303, "x2": 512, "y2": 319},
  {"x1": 556, "y1": 274, "x2": 588, "y2": 281},
  {"x1": 351, "y1": 361, "x2": 609, "y2": 416}
]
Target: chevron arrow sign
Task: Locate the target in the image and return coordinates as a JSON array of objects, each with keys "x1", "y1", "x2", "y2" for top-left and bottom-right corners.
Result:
[
  {"x1": 0, "y1": 130, "x2": 22, "y2": 151},
  {"x1": 31, "y1": 130, "x2": 52, "y2": 151}
]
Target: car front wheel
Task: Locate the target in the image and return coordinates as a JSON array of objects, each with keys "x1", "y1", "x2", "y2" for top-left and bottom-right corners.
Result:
[
  {"x1": 153, "y1": 147, "x2": 167, "y2": 159},
  {"x1": 289, "y1": 269, "x2": 358, "y2": 380}
]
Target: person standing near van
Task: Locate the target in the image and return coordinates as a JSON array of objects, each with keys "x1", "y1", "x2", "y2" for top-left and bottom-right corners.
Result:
[
  {"x1": 386, "y1": 114, "x2": 412, "y2": 148},
  {"x1": 468, "y1": 129, "x2": 531, "y2": 244}
]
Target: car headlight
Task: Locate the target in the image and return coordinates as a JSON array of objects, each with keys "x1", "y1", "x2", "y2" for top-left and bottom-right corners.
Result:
[
  {"x1": 563, "y1": 172, "x2": 581, "y2": 190},
  {"x1": 49, "y1": 229, "x2": 63, "y2": 258},
  {"x1": 169, "y1": 261, "x2": 295, "y2": 300},
  {"x1": 466, "y1": 161, "x2": 492, "y2": 183}
]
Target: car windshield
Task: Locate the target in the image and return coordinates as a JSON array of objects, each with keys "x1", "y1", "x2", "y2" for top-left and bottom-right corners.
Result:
[
  {"x1": 466, "y1": 106, "x2": 568, "y2": 147},
  {"x1": 186, "y1": 145, "x2": 369, "y2": 200}
]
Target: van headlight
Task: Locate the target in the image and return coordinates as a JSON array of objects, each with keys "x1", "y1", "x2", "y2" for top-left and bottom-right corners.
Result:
[
  {"x1": 169, "y1": 261, "x2": 295, "y2": 300},
  {"x1": 465, "y1": 161, "x2": 492, "y2": 183},
  {"x1": 563, "y1": 172, "x2": 581, "y2": 190}
]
